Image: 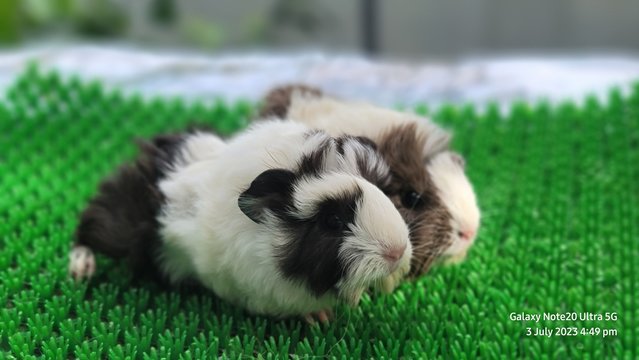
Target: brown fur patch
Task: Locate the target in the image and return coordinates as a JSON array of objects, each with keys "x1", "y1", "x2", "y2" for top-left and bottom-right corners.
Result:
[
  {"x1": 377, "y1": 123, "x2": 453, "y2": 276},
  {"x1": 259, "y1": 84, "x2": 323, "y2": 118}
]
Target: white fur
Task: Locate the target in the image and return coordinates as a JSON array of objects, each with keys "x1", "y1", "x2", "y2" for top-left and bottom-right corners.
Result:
[
  {"x1": 290, "y1": 174, "x2": 357, "y2": 219},
  {"x1": 69, "y1": 245, "x2": 96, "y2": 280},
  {"x1": 427, "y1": 152, "x2": 481, "y2": 258},
  {"x1": 175, "y1": 132, "x2": 225, "y2": 166},
  {"x1": 156, "y1": 120, "x2": 410, "y2": 317},
  {"x1": 341, "y1": 179, "x2": 412, "y2": 293}
]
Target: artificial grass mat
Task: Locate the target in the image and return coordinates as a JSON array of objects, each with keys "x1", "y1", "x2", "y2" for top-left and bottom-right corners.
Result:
[{"x1": 0, "y1": 66, "x2": 637, "y2": 359}]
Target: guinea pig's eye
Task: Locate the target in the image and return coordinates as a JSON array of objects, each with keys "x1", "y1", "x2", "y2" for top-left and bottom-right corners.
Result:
[
  {"x1": 401, "y1": 190, "x2": 424, "y2": 210},
  {"x1": 323, "y1": 214, "x2": 345, "y2": 231}
]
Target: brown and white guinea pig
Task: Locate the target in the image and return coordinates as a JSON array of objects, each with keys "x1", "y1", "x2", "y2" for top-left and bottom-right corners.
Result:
[
  {"x1": 259, "y1": 85, "x2": 481, "y2": 286},
  {"x1": 69, "y1": 120, "x2": 411, "y2": 320}
]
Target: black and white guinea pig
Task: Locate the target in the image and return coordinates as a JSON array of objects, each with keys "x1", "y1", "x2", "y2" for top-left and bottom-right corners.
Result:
[
  {"x1": 69, "y1": 120, "x2": 411, "y2": 319},
  {"x1": 260, "y1": 86, "x2": 481, "y2": 288}
]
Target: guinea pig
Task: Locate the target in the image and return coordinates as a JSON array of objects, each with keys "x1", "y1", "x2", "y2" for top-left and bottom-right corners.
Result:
[
  {"x1": 259, "y1": 85, "x2": 481, "y2": 286},
  {"x1": 69, "y1": 120, "x2": 411, "y2": 320}
]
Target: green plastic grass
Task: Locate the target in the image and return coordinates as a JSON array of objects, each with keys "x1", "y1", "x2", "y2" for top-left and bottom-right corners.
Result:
[{"x1": 0, "y1": 65, "x2": 637, "y2": 359}]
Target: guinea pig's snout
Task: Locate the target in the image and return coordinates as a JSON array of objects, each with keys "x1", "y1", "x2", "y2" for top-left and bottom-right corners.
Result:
[{"x1": 382, "y1": 244, "x2": 407, "y2": 270}]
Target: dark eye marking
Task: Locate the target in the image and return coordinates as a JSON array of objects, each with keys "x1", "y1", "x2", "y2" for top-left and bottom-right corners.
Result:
[
  {"x1": 317, "y1": 197, "x2": 355, "y2": 234},
  {"x1": 323, "y1": 214, "x2": 346, "y2": 232},
  {"x1": 401, "y1": 189, "x2": 425, "y2": 210}
]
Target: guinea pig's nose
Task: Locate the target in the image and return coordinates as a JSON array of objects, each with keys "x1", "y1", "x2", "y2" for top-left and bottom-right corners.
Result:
[
  {"x1": 459, "y1": 229, "x2": 476, "y2": 241},
  {"x1": 383, "y1": 244, "x2": 407, "y2": 263}
]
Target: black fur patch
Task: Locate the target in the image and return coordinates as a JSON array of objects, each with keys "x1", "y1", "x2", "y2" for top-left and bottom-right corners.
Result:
[
  {"x1": 238, "y1": 169, "x2": 297, "y2": 223},
  {"x1": 141, "y1": 134, "x2": 186, "y2": 173},
  {"x1": 296, "y1": 135, "x2": 333, "y2": 177},
  {"x1": 276, "y1": 186, "x2": 362, "y2": 297},
  {"x1": 335, "y1": 136, "x2": 346, "y2": 156},
  {"x1": 74, "y1": 133, "x2": 186, "y2": 280}
]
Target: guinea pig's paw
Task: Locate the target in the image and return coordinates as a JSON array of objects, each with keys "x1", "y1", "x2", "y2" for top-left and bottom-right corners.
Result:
[
  {"x1": 68, "y1": 245, "x2": 96, "y2": 281},
  {"x1": 380, "y1": 273, "x2": 401, "y2": 294},
  {"x1": 303, "y1": 309, "x2": 333, "y2": 326},
  {"x1": 380, "y1": 261, "x2": 411, "y2": 293},
  {"x1": 344, "y1": 288, "x2": 364, "y2": 307}
]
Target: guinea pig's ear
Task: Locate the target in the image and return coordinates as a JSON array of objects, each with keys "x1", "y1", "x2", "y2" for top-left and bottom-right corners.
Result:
[
  {"x1": 421, "y1": 123, "x2": 452, "y2": 158},
  {"x1": 449, "y1": 152, "x2": 466, "y2": 169},
  {"x1": 238, "y1": 169, "x2": 297, "y2": 223}
]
